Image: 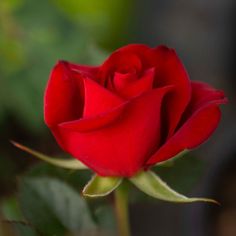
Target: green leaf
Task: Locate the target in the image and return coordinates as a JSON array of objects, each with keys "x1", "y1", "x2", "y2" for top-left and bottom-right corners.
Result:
[
  {"x1": 95, "y1": 205, "x2": 116, "y2": 231},
  {"x1": 11, "y1": 141, "x2": 87, "y2": 169},
  {"x1": 1, "y1": 197, "x2": 24, "y2": 221},
  {"x1": 5, "y1": 220, "x2": 39, "y2": 236},
  {"x1": 83, "y1": 175, "x2": 122, "y2": 197},
  {"x1": 25, "y1": 162, "x2": 92, "y2": 190},
  {"x1": 19, "y1": 177, "x2": 96, "y2": 236},
  {"x1": 130, "y1": 171, "x2": 218, "y2": 204}
]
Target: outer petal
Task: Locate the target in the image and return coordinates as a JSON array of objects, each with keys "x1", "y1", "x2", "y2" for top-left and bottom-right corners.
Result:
[
  {"x1": 153, "y1": 46, "x2": 191, "y2": 139},
  {"x1": 44, "y1": 61, "x2": 84, "y2": 127},
  {"x1": 181, "y1": 81, "x2": 227, "y2": 114},
  {"x1": 116, "y1": 44, "x2": 156, "y2": 68},
  {"x1": 54, "y1": 86, "x2": 173, "y2": 177},
  {"x1": 66, "y1": 61, "x2": 99, "y2": 79},
  {"x1": 146, "y1": 82, "x2": 227, "y2": 166},
  {"x1": 59, "y1": 102, "x2": 127, "y2": 132}
]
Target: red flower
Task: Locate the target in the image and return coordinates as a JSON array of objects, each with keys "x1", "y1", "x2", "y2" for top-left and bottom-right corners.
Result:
[{"x1": 44, "y1": 44, "x2": 227, "y2": 177}]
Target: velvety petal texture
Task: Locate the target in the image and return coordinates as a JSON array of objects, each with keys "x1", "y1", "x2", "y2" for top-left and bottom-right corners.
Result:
[
  {"x1": 44, "y1": 44, "x2": 227, "y2": 177},
  {"x1": 57, "y1": 86, "x2": 172, "y2": 176}
]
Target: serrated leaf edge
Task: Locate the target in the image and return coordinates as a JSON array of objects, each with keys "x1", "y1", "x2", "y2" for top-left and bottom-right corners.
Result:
[{"x1": 130, "y1": 171, "x2": 219, "y2": 204}]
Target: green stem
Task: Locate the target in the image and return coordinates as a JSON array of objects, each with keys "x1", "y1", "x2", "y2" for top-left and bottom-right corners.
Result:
[{"x1": 114, "y1": 183, "x2": 131, "y2": 236}]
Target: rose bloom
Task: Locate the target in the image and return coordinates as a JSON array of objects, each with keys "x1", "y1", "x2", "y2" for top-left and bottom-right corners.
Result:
[{"x1": 44, "y1": 44, "x2": 227, "y2": 177}]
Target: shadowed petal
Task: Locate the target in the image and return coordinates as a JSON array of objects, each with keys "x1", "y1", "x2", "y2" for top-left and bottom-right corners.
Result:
[
  {"x1": 146, "y1": 82, "x2": 227, "y2": 166},
  {"x1": 154, "y1": 46, "x2": 191, "y2": 139}
]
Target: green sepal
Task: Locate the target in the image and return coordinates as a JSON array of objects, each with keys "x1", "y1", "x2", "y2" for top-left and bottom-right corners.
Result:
[
  {"x1": 11, "y1": 141, "x2": 87, "y2": 170},
  {"x1": 156, "y1": 150, "x2": 189, "y2": 167},
  {"x1": 83, "y1": 175, "x2": 122, "y2": 197},
  {"x1": 130, "y1": 170, "x2": 218, "y2": 204}
]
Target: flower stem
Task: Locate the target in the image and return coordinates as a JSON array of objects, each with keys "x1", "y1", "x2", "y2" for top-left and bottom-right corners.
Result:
[{"x1": 114, "y1": 182, "x2": 131, "y2": 236}]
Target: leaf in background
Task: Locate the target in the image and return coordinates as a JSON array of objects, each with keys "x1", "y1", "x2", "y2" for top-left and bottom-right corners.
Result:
[
  {"x1": 51, "y1": 0, "x2": 133, "y2": 49},
  {"x1": 24, "y1": 162, "x2": 92, "y2": 190},
  {"x1": 5, "y1": 220, "x2": 39, "y2": 236},
  {"x1": 1, "y1": 197, "x2": 24, "y2": 221},
  {"x1": 83, "y1": 175, "x2": 122, "y2": 197},
  {"x1": 19, "y1": 177, "x2": 96, "y2": 236},
  {"x1": 1, "y1": 198, "x2": 37, "y2": 236},
  {"x1": 11, "y1": 141, "x2": 88, "y2": 169},
  {"x1": 94, "y1": 205, "x2": 117, "y2": 236},
  {"x1": 130, "y1": 171, "x2": 218, "y2": 204},
  {"x1": 0, "y1": 0, "x2": 110, "y2": 133}
]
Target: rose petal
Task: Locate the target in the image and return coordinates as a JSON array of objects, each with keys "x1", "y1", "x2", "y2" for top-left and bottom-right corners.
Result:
[
  {"x1": 44, "y1": 61, "x2": 84, "y2": 127},
  {"x1": 98, "y1": 51, "x2": 143, "y2": 84},
  {"x1": 82, "y1": 77, "x2": 124, "y2": 118},
  {"x1": 153, "y1": 46, "x2": 191, "y2": 139},
  {"x1": 59, "y1": 102, "x2": 127, "y2": 132},
  {"x1": 146, "y1": 105, "x2": 221, "y2": 166},
  {"x1": 116, "y1": 44, "x2": 156, "y2": 68},
  {"x1": 146, "y1": 82, "x2": 227, "y2": 166},
  {"x1": 184, "y1": 81, "x2": 227, "y2": 113},
  {"x1": 113, "y1": 72, "x2": 137, "y2": 92},
  {"x1": 118, "y1": 68, "x2": 155, "y2": 98},
  {"x1": 55, "y1": 86, "x2": 173, "y2": 177},
  {"x1": 66, "y1": 61, "x2": 99, "y2": 79}
]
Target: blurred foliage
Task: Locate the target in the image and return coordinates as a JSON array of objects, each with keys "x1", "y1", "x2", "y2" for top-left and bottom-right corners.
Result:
[
  {"x1": 52, "y1": 0, "x2": 133, "y2": 49},
  {"x1": 2, "y1": 197, "x2": 23, "y2": 221},
  {"x1": 9, "y1": 223, "x2": 38, "y2": 236},
  {"x1": 24, "y1": 162, "x2": 92, "y2": 190},
  {"x1": 19, "y1": 177, "x2": 96, "y2": 235},
  {"x1": 0, "y1": 0, "x2": 132, "y2": 133},
  {"x1": 1, "y1": 163, "x2": 117, "y2": 236}
]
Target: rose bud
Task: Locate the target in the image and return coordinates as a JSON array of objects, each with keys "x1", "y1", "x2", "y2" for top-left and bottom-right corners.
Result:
[{"x1": 44, "y1": 44, "x2": 227, "y2": 177}]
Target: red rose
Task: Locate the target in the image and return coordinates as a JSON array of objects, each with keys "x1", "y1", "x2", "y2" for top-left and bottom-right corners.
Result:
[{"x1": 44, "y1": 44, "x2": 227, "y2": 177}]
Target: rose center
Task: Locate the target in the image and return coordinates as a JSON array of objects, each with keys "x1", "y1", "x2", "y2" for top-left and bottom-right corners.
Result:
[{"x1": 112, "y1": 71, "x2": 138, "y2": 92}]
